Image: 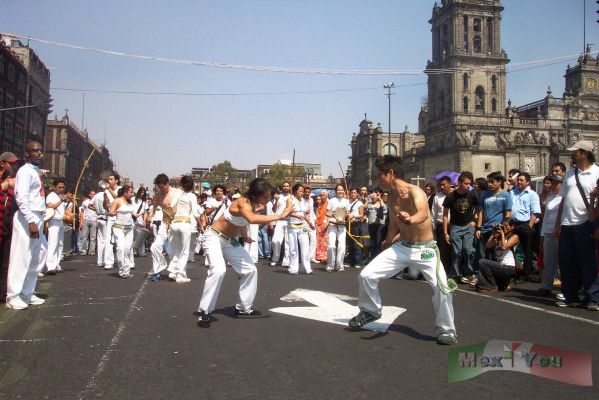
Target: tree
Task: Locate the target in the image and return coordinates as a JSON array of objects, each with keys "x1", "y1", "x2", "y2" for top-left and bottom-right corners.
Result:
[{"x1": 265, "y1": 163, "x2": 305, "y2": 189}]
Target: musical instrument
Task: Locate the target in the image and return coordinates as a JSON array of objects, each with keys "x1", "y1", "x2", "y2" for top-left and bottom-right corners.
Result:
[
  {"x1": 132, "y1": 226, "x2": 151, "y2": 251},
  {"x1": 330, "y1": 207, "x2": 347, "y2": 225}
]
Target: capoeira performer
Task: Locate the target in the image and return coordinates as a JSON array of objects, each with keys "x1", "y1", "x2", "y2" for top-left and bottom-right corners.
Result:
[
  {"x1": 348, "y1": 156, "x2": 457, "y2": 345},
  {"x1": 197, "y1": 178, "x2": 291, "y2": 328},
  {"x1": 79, "y1": 189, "x2": 97, "y2": 256},
  {"x1": 89, "y1": 187, "x2": 107, "y2": 267},
  {"x1": 109, "y1": 186, "x2": 137, "y2": 278},
  {"x1": 287, "y1": 183, "x2": 312, "y2": 275},
  {"x1": 99, "y1": 173, "x2": 121, "y2": 270},
  {"x1": 132, "y1": 187, "x2": 147, "y2": 257},
  {"x1": 202, "y1": 185, "x2": 230, "y2": 266},
  {"x1": 302, "y1": 186, "x2": 317, "y2": 263},
  {"x1": 270, "y1": 182, "x2": 291, "y2": 267},
  {"x1": 5, "y1": 140, "x2": 47, "y2": 309},
  {"x1": 45, "y1": 178, "x2": 70, "y2": 275},
  {"x1": 326, "y1": 184, "x2": 349, "y2": 272}
]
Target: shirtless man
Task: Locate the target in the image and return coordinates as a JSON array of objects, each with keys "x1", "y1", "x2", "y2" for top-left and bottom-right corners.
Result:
[
  {"x1": 148, "y1": 173, "x2": 183, "y2": 280},
  {"x1": 348, "y1": 155, "x2": 457, "y2": 345}
]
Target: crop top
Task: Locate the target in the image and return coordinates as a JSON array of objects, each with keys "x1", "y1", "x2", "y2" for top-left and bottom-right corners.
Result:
[{"x1": 224, "y1": 207, "x2": 250, "y2": 227}]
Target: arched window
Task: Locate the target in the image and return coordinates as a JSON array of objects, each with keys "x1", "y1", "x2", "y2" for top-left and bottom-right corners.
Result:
[
  {"x1": 491, "y1": 98, "x2": 497, "y2": 112},
  {"x1": 463, "y1": 73, "x2": 469, "y2": 90},
  {"x1": 383, "y1": 143, "x2": 397, "y2": 156},
  {"x1": 463, "y1": 96, "x2": 469, "y2": 112},
  {"x1": 475, "y1": 86, "x2": 485, "y2": 112},
  {"x1": 491, "y1": 75, "x2": 497, "y2": 92}
]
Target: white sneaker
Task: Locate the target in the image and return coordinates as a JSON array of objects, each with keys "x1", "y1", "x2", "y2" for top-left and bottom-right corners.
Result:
[
  {"x1": 270, "y1": 262, "x2": 276, "y2": 267},
  {"x1": 168, "y1": 272, "x2": 177, "y2": 280},
  {"x1": 28, "y1": 295, "x2": 45, "y2": 305},
  {"x1": 325, "y1": 267, "x2": 333, "y2": 272},
  {"x1": 37, "y1": 272, "x2": 44, "y2": 277},
  {"x1": 175, "y1": 276, "x2": 191, "y2": 284},
  {"x1": 104, "y1": 265, "x2": 114, "y2": 270},
  {"x1": 337, "y1": 267, "x2": 345, "y2": 272},
  {"x1": 6, "y1": 297, "x2": 28, "y2": 310}
]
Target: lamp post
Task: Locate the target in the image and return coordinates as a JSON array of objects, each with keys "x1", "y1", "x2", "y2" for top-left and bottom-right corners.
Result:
[{"x1": 384, "y1": 82, "x2": 395, "y2": 155}]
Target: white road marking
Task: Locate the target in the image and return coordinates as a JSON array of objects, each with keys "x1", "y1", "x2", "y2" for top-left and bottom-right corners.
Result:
[
  {"x1": 0, "y1": 339, "x2": 48, "y2": 343},
  {"x1": 270, "y1": 289, "x2": 405, "y2": 332},
  {"x1": 280, "y1": 289, "x2": 357, "y2": 303},
  {"x1": 77, "y1": 279, "x2": 148, "y2": 399},
  {"x1": 456, "y1": 288, "x2": 599, "y2": 327}
]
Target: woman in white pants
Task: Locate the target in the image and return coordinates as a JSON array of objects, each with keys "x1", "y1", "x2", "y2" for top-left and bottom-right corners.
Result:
[
  {"x1": 45, "y1": 178, "x2": 69, "y2": 275},
  {"x1": 132, "y1": 187, "x2": 147, "y2": 257},
  {"x1": 109, "y1": 186, "x2": 137, "y2": 278},
  {"x1": 287, "y1": 183, "x2": 312, "y2": 274},
  {"x1": 197, "y1": 178, "x2": 291, "y2": 328},
  {"x1": 326, "y1": 184, "x2": 349, "y2": 272}
]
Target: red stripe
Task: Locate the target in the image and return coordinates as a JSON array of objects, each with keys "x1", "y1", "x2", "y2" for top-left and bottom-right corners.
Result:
[{"x1": 530, "y1": 344, "x2": 593, "y2": 386}]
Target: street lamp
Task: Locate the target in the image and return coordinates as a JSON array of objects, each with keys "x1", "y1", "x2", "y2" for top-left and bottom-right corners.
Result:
[{"x1": 383, "y1": 82, "x2": 395, "y2": 156}]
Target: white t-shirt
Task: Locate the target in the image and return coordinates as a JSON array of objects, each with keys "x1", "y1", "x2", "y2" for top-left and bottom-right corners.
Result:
[
  {"x1": 348, "y1": 199, "x2": 364, "y2": 219},
  {"x1": 495, "y1": 245, "x2": 515, "y2": 267},
  {"x1": 541, "y1": 193, "x2": 562, "y2": 236},
  {"x1": 91, "y1": 192, "x2": 106, "y2": 218},
  {"x1": 431, "y1": 192, "x2": 448, "y2": 224},
  {"x1": 205, "y1": 196, "x2": 230, "y2": 223},
  {"x1": 133, "y1": 199, "x2": 146, "y2": 226},
  {"x1": 289, "y1": 197, "x2": 308, "y2": 225},
  {"x1": 82, "y1": 198, "x2": 97, "y2": 222},
  {"x1": 327, "y1": 197, "x2": 350, "y2": 213},
  {"x1": 302, "y1": 197, "x2": 315, "y2": 224},
  {"x1": 274, "y1": 194, "x2": 290, "y2": 216},
  {"x1": 152, "y1": 206, "x2": 163, "y2": 222},
  {"x1": 46, "y1": 192, "x2": 65, "y2": 220},
  {"x1": 559, "y1": 164, "x2": 599, "y2": 226}
]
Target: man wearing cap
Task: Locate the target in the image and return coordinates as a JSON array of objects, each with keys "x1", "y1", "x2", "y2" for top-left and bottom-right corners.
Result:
[
  {"x1": 0, "y1": 152, "x2": 17, "y2": 175},
  {"x1": 5, "y1": 141, "x2": 47, "y2": 310},
  {"x1": 555, "y1": 140, "x2": 599, "y2": 310}
]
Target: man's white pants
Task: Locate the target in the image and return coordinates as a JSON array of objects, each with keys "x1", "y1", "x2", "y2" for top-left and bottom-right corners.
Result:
[
  {"x1": 327, "y1": 225, "x2": 346, "y2": 270},
  {"x1": 113, "y1": 226, "x2": 134, "y2": 277},
  {"x1": 244, "y1": 224, "x2": 259, "y2": 263},
  {"x1": 96, "y1": 219, "x2": 107, "y2": 266},
  {"x1": 198, "y1": 230, "x2": 257, "y2": 314},
  {"x1": 271, "y1": 221, "x2": 289, "y2": 266},
  {"x1": 288, "y1": 227, "x2": 312, "y2": 274},
  {"x1": 151, "y1": 223, "x2": 169, "y2": 274},
  {"x1": 357, "y1": 241, "x2": 456, "y2": 336},
  {"x1": 46, "y1": 220, "x2": 64, "y2": 272},
  {"x1": 188, "y1": 231, "x2": 197, "y2": 262},
  {"x1": 168, "y1": 222, "x2": 191, "y2": 278},
  {"x1": 80, "y1": 219, "x2": 97, "y2": 254},
  {"x1": 308, "y1": 227, "x2": 317, "y2": 260},
  {"x1": 6, "y1": 211, "x2": 47, "y2": 302},
  {"x1": 99, "y1": 219, "x2": 116, "y2": 268}
]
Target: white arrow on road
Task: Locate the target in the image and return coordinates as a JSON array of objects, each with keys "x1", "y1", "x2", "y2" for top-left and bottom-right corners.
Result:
[{"x1": 270, "y1": 289, "x2": 406, "y2": 333}]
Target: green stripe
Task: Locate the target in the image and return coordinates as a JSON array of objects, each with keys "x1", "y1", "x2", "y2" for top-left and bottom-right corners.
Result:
[{"x1": 447, "y1": 341, "x2": 488, "y2": 383}]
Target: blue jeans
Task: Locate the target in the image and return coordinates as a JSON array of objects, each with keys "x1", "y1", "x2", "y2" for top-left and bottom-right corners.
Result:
[
  {"x1": 559, "y1": 221, "x2": 599, "y2": 304},
  {"x1": 450, "y1": 224, "x2": 475, "y2": 278},
  {"x1": 258, "y1": 225, "x2": 270, "y2": 259}
]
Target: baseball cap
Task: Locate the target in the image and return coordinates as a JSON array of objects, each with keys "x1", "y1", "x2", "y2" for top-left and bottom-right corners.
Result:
[
  {"x1": 0, "y1": 152, "x2": 17, "y2": 163},
  {"x1": 566, "y1": 140, "x2": 594, "y2": 152}
]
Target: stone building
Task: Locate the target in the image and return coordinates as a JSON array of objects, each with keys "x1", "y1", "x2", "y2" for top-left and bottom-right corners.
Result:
[
  {"x1": 0, "y1": 40, "x2": 28, "y2": 157},
  {"x1": 44, "y1": 114, "x2": 115, "y2": 194},
  {"x1": 348, "y1": 0, "x2": 599, "y2": 186},
  {"x1": 0, "y1": 34, "x2": 51, "y2": 149}
]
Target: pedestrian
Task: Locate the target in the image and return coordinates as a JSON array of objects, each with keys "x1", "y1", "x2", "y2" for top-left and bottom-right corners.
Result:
[
  {"x1": 365, "y1": 190, "x2": 383, "y2": 258},
  {"x1": 197, "y1": 178, "x2": 291, "y2": 328},
  {"x1": 79, "y1": 189, "x2": 97, "y2": 256},
  {"x1": 537, "y1": 174, "x2": 562, "y2": 298},
  {"x1": 347, "y1": 187, "x2": 366, "y2": 269},
  {"x1": 270, "y1": 182, "x2": 291, "y2": 267},
  {"x1": 302, "y1": 185, "x2": 317, "y2": 263},
  {"x1": 133, "y1": 187, "x2": 147, "y2": 257},
  {"x1": 349, "y1": 155, "x2": 457, "y2": 345},
  {"x1": 314, "y1": 191, "x2": 328, "y2": 263},
  {"x1": 431, "y1": 177, "x2": 452, "y2": 273},
  {"x1": 99, "y1": 173, "x2": 122, "y2": 270},
  {"x1": 109, "y1": 186, "x2": 136, "y2": 278}
]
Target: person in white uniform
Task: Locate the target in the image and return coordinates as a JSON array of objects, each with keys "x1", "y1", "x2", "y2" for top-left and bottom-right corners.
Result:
[
  {"x1": 45, "y1": 178, "x2": 70, "y2": 274},
  {"x1": 197, "y1": 178, "x2": 292, "y2": 328},
  {"x1": 287, "y1": 183, "x2": 312, "y2": 275},
  {"x1": 6, "y1": 140, "x2": 48, "y2": 309},
  {"x1": 349, "y1": 156, "x2": 457, "y2": 345},
  {"x1": 109, "y1": 186, "x2": 136, "y2": 278},
  {"x1": 79, "y1": 189, "x2": 97, "y2": 256},
  {"x1": 270, "y1": 182, "x2": 291, "y2": 267},
  {"x1": 132, "y1": 187, "x2": 148, "y2": 257},
  {"x1": 100, "y1": 173, "x2": 122, "y2": 270},
  {"x1": 89, "y1": 188, "x2": 107, "y2": 267},
  {"x1": 326, "y1": 184, "x2": 349, "y2": 272},
  {"x1": 301, "y1": 186, "x2": 317, "y2": 262}
]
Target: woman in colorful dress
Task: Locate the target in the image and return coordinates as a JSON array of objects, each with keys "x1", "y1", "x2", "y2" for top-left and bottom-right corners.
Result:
[{"x1": 314, "y1": 190, "x2": 328, "y2": 263}]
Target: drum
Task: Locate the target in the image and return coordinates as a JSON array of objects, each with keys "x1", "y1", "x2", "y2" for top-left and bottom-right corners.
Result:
[{"x1": 132, "y1": 226, "x2": 151, "y2": 251}]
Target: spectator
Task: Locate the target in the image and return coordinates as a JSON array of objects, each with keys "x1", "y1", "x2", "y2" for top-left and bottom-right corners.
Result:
[
  {"x1": 538, "y1": 174, "x2": 563, "y2": 298},
  {"x1": 474, "y1": 220, "x2": 519, "y2": 292},
  {"x1": 432, "y1": 176, "x2": 453, "y2": 272},
  {"x1": 443, "y1": 172, "x2": 479, "y2": 284},
  {"x1": 510, "y1": 172, "x2": 541, "y2": 279},
  {"x1": 473, "y1": 177, "x2": 489, "y2": 199},
  {"x1": 347, "y1": 187, "x2": 366, "y2": 269},
  {"x1": 365, "y1": 190, "x2": 383, "y2": 258},
  {"x1": 424, "y1": 182, "x2": 436, "y2": 210},
  {"x1": 555, "y1": 140, "x2": 599, "y2": 310},
  {"x1": 551, "y1": 162, "x2": 567, "y2": 177},
  {"x1": 507, "y1": 169, "x2": 520, "y2": 192}
]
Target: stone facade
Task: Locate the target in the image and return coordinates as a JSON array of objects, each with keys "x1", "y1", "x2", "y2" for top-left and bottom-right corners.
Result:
[
  {"x1": 347, "y1": 0, "x2": 599, "y2": 187},
  {"x1": 0, "y1": 41, "x2": 28, "y2": 157}
]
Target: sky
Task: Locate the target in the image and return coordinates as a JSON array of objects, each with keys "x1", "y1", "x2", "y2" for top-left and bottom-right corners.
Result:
[{"x1": 1, "y1": 0, "x2": 598, "y2": 187}]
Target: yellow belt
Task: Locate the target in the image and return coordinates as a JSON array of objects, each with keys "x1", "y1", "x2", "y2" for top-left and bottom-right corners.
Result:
[
  {"x1": 172, "y1": 216, "x2": 191, "y2": 223},
  {"x1": 113, "y1": 223, "x2": 133, "y2": 230}
]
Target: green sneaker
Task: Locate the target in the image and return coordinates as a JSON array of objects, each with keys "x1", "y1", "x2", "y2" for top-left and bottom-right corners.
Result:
[
  {"x1": 437, "y1": 333, "x2": 458, "y2": 345},
  {"x1": 348, "y1": 311, "x2": 380, "y2": 329}
]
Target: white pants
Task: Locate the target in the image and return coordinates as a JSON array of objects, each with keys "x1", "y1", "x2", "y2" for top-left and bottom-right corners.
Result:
[
  {"x1": 308, "y1": 227, "x2": 317, "y2": 260},
  {"x1": 113, "y1": 226, "x2": 134, "y2": 277},
  {"x1": 188, "y1": 231, "x2": 197, "y2": 262},
  {"x1": 81, "y1": 219, "x2": 97, "y2": 254},
  {"x1": 198, "y1": 230, "x2": 257, "y2": 314},
  {"x1": 46, "y1": 220, "x2": 64, "y2": 271},
  {"x1": 151, "y1": 223, "x2": 169, "y2": 274},
  {"x1": 7, "y1": 211, "x2": 47, "y2": 302},
  {"x1": 541, "y1": 233, "x2": 559, "y2": 290},
  {"x1": 244, "y1": 224, "x2": 259, "y2": 263},
  {"x1": 271, "y1": 220, "x2": 289, "y2": 266},
  {"x1": 99, "y1": 219, "x2": 116, "y2": 267},
  {"x1": 288, "y1": 226, "x2": 312, "y2": 274},
  {"x1": 327, "y1": 225, "x2": 346, "y2": 269},
  {"x1": 169, "y1": 222, "x2": 191, "y2": 278},
  {"x1": 134, "y1": 224, "x2": 146, "y2": 257},
  {"x1": 357, "y1": 241, "x2": 456, "y2": 336},
  {"x1": 96, "y1": 219, "x2": 107, "y2": 266},
  {"x1": 195, "y1": 231, "x2": 203, "y2": 254}
]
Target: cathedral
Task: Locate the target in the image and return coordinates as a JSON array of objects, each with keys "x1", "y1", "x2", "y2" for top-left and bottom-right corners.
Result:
[{"x1": 348, "y1": 0, "x2": 599, "y2": 187}]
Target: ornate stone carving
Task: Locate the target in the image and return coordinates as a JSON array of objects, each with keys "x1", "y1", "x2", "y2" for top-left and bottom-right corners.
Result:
[
  {"x1": 583, "y1": 106, "x2": 598, "y2": 121},
  {"x1": 513, "y1": 130, "x2": 547, "y2": 145},
  {"x1": 524, "y1": 156, "x2": 536, "y2": 175}
]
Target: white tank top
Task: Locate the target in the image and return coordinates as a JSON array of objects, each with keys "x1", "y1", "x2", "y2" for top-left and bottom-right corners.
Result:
[
  {"x1": 115, "y1": 201, "x2": 135, "y2": 226},
  {"x1": 224, "y1": 207, "x2": 249, "y2": 227}
]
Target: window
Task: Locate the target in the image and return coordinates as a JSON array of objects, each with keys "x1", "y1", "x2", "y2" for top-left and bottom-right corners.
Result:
[
  {"x1": 463, "y1": 15, "x2": 469, "y2": 51},
  {"x1": 485, "y1": 163, "x2": 491, "y2": 171},
  {"x1": 475, "y1": 86, "x2": 485, "y2": 112},
  {"x1": 463, "y1": 73, "x2": 469, "y2": 90},
  {"x1": 463, "y1": 96, "x2": 469, "y2": 112},
  {"x1": 473, "y1": 36, "x2": 481, "y2": 52},
  {"x1": 383, "y1": 143, "x2": 397, "y2": 156},
  {"x1": 473, "y1": 18, "x2": 481, "y2": 32},
  {"x1": 491, "y1": 98, "x2": 497, "y2": 112},
  {"x1": 442, "y1": 24, "x2": 449, "y2": 58},
  {"x1": 491, "y1": 75, "x2": 497, "y2": 92},
  {"x1": 439, "y1": 91, "x2": 445, "y2": 116},
  {"x1": 487, "y1": 18, "x2": 493, "y2": 52}
]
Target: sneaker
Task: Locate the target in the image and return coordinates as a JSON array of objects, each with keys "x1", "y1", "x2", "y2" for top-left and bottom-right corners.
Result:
[
  {"x1": 234, "y1": 308, "x2": 263, "y2": 318},
  {"x1": 5, "y1": 297, "x2": 28, "y2": 310},
  {"x1": 325, "y1": 267, "x2": 333, "y2": 272},
  {"x1": 175, "y1": 276, "x2": 191, "y2": 284},
  {"x1": 37, "y1": 272, "x2": 44, "y2": 277},
  {"x1": 270, "y1": 261, "x2": 277, "y2": 267},
  {"x1": 555, "y1": 293, "x2": 565, "y2": 301},
  {"x1": 555, "y1": 300, "x2": 582, "y2": 308},
  {"x1": 536, "y1": 288, "x2": 553, "y2": 298},
  {"x1": 28, "y1": 295, "x2": 45, "y2": 305},
  {"x1": 467, "y1": 276, "x2": 478, "y2": 285},
  {"x1": 119, "y1": 274, "x2": 130, "y2": 279},
  {"x1": 437, "y1": 333, "x2": 458, "y2": 345},
  {"x1": 337, "y1": 266, "x2": 345, "y2": 272},
  {"x1": 149, "y1": 273, "x2": 161, "y2": 282},
  {"x1": 197, "y1": 311, "x2": 211, "y2": 328},
  {"x1": 354, "y1": 264, "x2": 363, "y2": 269},
  {"x1": 348, "y1": 310, "x2": 380, "y2": 329},
  {"x1": 586, "y1": 302, "x2": 599, "y2": 311},
  {"x1": 459, "y1": 276, "x2": 469, "y2": 284},
  {"x1": 104, "y1": 265, "x2": 114, "y2": 270},
  {"x1": 97, "y1": 264, "x2": 104, "y2": 268},
  {"x1": 168, "y1": 272, "x2": 177, "y2": 280}
]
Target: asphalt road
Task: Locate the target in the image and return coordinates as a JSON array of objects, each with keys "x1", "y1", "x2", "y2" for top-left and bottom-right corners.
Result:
[{"x1": 0, "y1": 255, "x2": 597, "y2": 400}]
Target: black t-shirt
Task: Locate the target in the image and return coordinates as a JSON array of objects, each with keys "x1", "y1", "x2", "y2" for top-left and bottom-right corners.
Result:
[{"x1": 442, "y1": 189, "x2": 479, "y2": 226}]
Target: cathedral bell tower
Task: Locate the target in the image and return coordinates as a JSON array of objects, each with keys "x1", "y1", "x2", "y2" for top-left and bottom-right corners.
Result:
[{"x1": 426, "y1": 0, "x2": 509, "y2": 127}]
